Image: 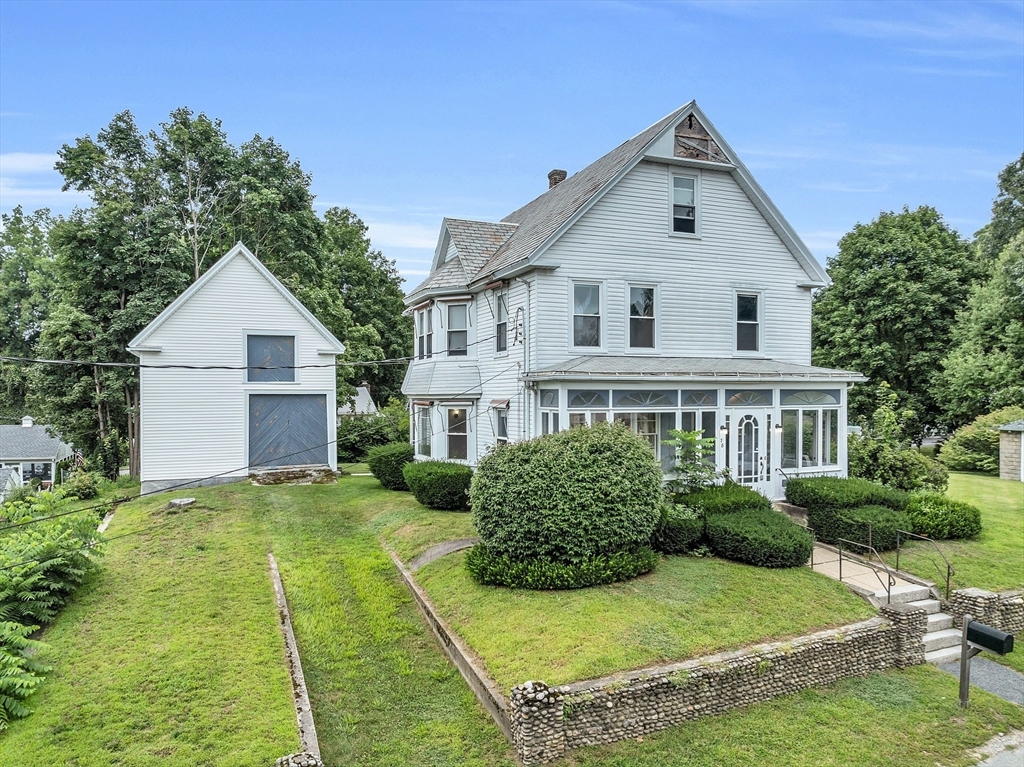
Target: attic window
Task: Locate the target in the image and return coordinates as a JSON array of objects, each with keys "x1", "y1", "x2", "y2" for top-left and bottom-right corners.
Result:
[
  {"x1": 672, "y1": 176, "x2": 697, "y2": 234},
  {"x1": 247, "y1": 335, "x2": 295, "y2": 383}
]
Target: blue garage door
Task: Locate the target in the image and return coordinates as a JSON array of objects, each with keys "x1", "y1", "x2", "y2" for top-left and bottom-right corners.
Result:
[{"x1": 249, "y1": 394, "x2": 329, "y2": 468}]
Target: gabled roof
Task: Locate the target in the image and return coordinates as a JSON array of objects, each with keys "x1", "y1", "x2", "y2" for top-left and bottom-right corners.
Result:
[
  {"x1": 408, "y1": 101, "x2": 829, "y2": 301},
  {"x1": 999, "y1": 420, "x2": 1024, "y2": 433},
  {"x1": 128, "y1": 242, "x2": 345, "y2": 355},
  {"x1": 0, "y1": 424, "x2": 74, "y2": 461},
  {"x1": 412, "y1": 219, "x2": 518, "y2": 295}
]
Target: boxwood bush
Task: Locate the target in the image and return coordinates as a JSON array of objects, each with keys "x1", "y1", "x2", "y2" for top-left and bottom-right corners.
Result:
[
  {"x1": 677, "y1": 483, "x2": 773, "y2": 516},
  {"x1": 786, "y1": 476, "x2": 909, "y2": 550},
  {"x1": 652, "y1": 503, "x2": 704, "y2": 554},
  {"x1": 366, "y1": 441, "x2": 414, "y2": 491},
  {"x1": 907, "y1": 493, "x2": 982, "y2": 540},
  {"x1": 705, "y1": 508, "x2": 813, "y2": 568},
  {"x1": 831, "y1": 505, "x2": 910, "y2": 552},
  {"x1": 785, "y1": 476, "x2": 909, "y2": 513},
  {"x1": 470, "y1": 423, "x2": 662, "y2": 565},
  {"x1": 465, "y1": 544, "x2": 659, "y2": 589},
  {"x1": 402, "y1": 461, "x2": 473, "y2": 511}
]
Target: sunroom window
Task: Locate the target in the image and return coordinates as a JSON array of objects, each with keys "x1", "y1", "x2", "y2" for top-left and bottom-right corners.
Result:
[
  {"x1": 572, "y1": 283, "x2": 601, "y2": 347},
  {"x1": 629, "y1": 286, "x2": 655, "y2": 348},
  {"x1": 782, "y1": 406, "x2": 839, "y2": 469}
]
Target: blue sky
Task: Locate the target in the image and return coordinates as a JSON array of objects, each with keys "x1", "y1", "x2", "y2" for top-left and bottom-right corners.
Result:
[{"x1": 1, "y1": 1, "x2": 1021, "y2": 286}]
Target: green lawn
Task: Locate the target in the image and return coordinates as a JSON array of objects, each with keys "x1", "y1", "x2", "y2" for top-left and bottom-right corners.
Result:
[
  {"x1": 883, "y1": 472, "x2": 1023, "y2": 592},
  {"x1": 4, "y1": 474, "x2": 1021, "y2": 767}
]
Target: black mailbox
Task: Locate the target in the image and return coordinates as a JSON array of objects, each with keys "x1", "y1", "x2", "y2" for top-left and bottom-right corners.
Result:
[{"x1": 967, "y1": 622, "x2": 1014, "y2": 656}]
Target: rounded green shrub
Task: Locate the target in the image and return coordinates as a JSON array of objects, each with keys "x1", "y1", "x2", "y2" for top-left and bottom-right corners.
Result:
[
  {"x1": 939, "y1": 406, "x2": 1024, "y2": 473},
  {"x1": 705, "y1": 508, "x2": 813, "y2": 568},
  {"x1": 403, "y1": 461, "x2": 473, "y2": 511},
  {"x1": 470, "y1": 423, "x2": 663, "y2": 565},
  {"x1": 58, "y1": 471, "x2": 100, "y2": 501},
  {"x1": 366, "y1": 441, "x2": 414, "y2": 491},
  {"x1": 677, "y1": 483, "x2": 773, "y2": 516},
  {"x1": 465, "y1": 544, "x2": 659, "y2": 590},
  {"x1": 652, "y1": 503, "x2": 704, "y2": 554},
  {"x1": 907, "y1": 493, "x2": 982, "y2": 540}
]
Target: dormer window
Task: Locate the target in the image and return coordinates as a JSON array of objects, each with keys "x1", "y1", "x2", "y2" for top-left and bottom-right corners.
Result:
[
  {"x1": 416, "y1": 308, "x2": 433, "y2": 360},
  {"x1": 447, "y1": 304, "x2": 468, "y2": 356},
  {"x1": 672, "y1": 175, "x2": 697, "y2": 234}
]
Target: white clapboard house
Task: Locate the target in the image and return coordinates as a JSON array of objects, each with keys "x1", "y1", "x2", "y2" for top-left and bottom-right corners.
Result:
[
  {"x1": 129, "y1": 243, "x2": 345, "y2": 493},
  {"x1": 402, "y1": 102, "x2": 865, "y2": 500}
]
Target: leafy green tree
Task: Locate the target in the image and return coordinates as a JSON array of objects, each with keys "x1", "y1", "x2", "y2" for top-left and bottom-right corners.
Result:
[
  {"x1": 0, "y1": 207, "x2": 56, "y2": 421},
  {"x1": 973, "y1": 152, "x2": 1024, "y2": 267},
  {"x1": 323, "y1": 207, "x2": 412, "y2": 403},
  {"x1": 812, "y1": 206, "x2": 977, "y2": 440}
]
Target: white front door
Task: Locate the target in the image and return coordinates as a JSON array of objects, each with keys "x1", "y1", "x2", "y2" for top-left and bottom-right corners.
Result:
[{"x1": 731, "y1": 409, "x2": 773, "y2": 497}]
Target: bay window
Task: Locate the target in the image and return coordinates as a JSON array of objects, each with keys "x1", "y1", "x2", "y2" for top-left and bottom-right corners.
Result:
[
  {"x1": 415, "y1": 406, "x2": 431, "y2": 457},
  {"x1": 540, "y1": 389, "x2": 559, "y2": 435},
  {"x1": 415, "y1": 308, "x2": 433, "y2": 360},
  {"x1": 447, "y1": 304, "x2": 468, "y2": 356}
]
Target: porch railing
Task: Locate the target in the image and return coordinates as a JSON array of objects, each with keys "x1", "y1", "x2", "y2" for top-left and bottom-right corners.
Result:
[
  {"x1": 836, "y1": 537, "x2": 897, "y2": 604},
  {"x1": 896, "y1": 529, "x2": 955, "y2": 601}
]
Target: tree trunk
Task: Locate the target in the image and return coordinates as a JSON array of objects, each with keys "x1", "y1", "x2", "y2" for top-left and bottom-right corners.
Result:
[
  {"x1": 125, "y1": 386, "x2": 141, "y2": 478},
  {"x1": 93, "y1": 365, "x2": 107, "y2": 441}
]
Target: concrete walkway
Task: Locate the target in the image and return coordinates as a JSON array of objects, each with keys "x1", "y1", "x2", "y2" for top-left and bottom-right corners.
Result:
[
  {"x1": 809, "y1": 544, "x2": 917, "y2": 595},
  {"x1": 971, "y1": 731, "x2": 1024, "y2": 766},
  {"x1": 408, "y1": 537, "x2": 480, "y2": 572}
]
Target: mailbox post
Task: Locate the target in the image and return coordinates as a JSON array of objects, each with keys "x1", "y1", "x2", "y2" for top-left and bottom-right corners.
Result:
[{"x1": 959, "y1": 614, "x2": 1015, "y2": 708}]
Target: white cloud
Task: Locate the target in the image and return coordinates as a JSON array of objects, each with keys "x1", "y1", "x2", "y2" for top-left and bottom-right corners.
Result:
[
  {"x1": 798, "y1": 230, "x2": 845, "y2": 254},
  {"x1": 805, "y1": 182, "x2": 888, "y2": 194},
  {"x1": 0, "y1": 153, "x2": 59, "y2": 174},
  {"x1": 365, "y1": 220, "x2": 439, "y2": 250}
]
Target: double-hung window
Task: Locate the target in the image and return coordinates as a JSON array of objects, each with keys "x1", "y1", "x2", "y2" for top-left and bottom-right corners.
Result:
[
  {"x1": 572, "y1": 282, "x2": 601, "y2": 348},
  {"x1": 495, "y1": 289, "x2": 508, "y2": 353},
  {"x1": 416, "y1": 309, "x2": 433, "y2": 360},
  {"x1": 415, "y1": 406, "x2": 431, "y2": 456},
  {"x1": 495, "y1": 408, "x2": 509, "y2": 445},
  {"x1": 247, "y1": 334, "x2": 295, "y2": 382},
  {"x1": 447, "y1": 304, "x2": 468, "y2": 356},
  {"x1": 672, "y1": 175, "x2": 697, "y2": 234},
  {"x1": 628, "y1": 285, "x2": 656, "y2": 349},
  {"x1": 447, "y1": 407, "x2": 468, "y2": 459},
  {"x1": 736, "y1": 293, "x2": 760, "y2": 352}
]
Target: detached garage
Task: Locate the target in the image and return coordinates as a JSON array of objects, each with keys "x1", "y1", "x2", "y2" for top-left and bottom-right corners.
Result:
[{"x1": 128, "y1": 243, "x2": 345, "y2": 493}]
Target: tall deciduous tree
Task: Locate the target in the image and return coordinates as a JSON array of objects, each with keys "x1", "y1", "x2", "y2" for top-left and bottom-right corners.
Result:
[
  {"x1": 812, "y1": 206, "x2": 977, "y2": 441},
  {"x1": 0, "y1": 207, "x2": 56, "y2": 421}
]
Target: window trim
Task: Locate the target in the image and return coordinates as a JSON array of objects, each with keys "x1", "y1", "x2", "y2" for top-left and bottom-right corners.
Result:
[
  {"x1": 415, "y1": 307, "x2": 434, "y2": 360},
  {"x1": 625, "y1": 282, "x2": 659, "y2": 353},
  {"x1": 243, "y1": 330, "x2": 299, "y2": 384},
  {"x1": 668, "y1": 170, "x2": 702, "y2": 239},
  {"x1": 733, "y1": 289, "x2": 764, "y2": 356},
  {"x1": 494, "y1": 288, "x2": 509, "y2": 356},
  {"x1": 445, "y1": 302, "x2": 470, "y2": 357},
  {"x1": 569, "y1": 280, "x2": 605, "y2": 351}
]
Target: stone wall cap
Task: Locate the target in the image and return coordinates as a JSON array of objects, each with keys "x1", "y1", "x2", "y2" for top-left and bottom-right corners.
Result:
[
  {"x1": 957, "y1": 587, "x2": 997, "y2": 598},
  {"x1": 881, "y1": 602, "x2": 927, "y2": 614}
]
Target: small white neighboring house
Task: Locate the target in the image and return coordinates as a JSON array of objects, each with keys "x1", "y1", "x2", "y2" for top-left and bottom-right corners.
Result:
[
  {"x1": 0, "y1": 466, "x2": 23, "y2": 503},
  {"x1": 0, "y1": 415, "x2": 74, "y2": 489},
  {"x1": 338, "y1": 384, "x2": 379, "y2": 418},
  {"x1": 128, "y1": 243, "x2": 346, "y2": 494}
]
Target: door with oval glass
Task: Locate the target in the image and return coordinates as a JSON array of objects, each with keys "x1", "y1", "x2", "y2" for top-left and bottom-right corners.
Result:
[{"x1": 731, "y1": 409, "x2": 772, "y2": 496}]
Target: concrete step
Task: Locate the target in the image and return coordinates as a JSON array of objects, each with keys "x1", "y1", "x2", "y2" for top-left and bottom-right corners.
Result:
[
  {"x1": 923, "y1": 628, "x2": 962, "y2": 653},
  {"x1": 925, "y1": 646, "x2": 962, "y2": 665},
  {"x1": 908, "y1": 598, "x2": 942, "y2": 615},
  {"x1": 927, "y1": 613, "x2": 954, "y2": 632},
  {"x1": 878, "y1": 584, "x2": 932, "y2": 604}
]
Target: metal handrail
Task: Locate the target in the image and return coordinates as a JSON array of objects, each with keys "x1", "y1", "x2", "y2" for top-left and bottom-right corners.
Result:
[
  {"x1": 896, "y1": 529, "x2": 955, "y2": 601},
  {"x1": 837, "y1": 537, "x2": 898, "y2": 604}
]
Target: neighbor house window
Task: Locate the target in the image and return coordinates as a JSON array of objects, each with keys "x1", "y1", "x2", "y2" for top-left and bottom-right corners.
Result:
[
  {"x1": 672, "y1": 175, "x2": 696, "y2": 234},
  {"x1": 572, "y1": 282, "x2": 601, "y2": 347},
  {"x1": 247, "y1": 334, "x2": 295, "y2": 382},
  {"x1": 628, "y1": 286, "x2": 656, "y2": 349},
  {"x1": 416, "y1": 308, "x2": 433, "y2": 360},
  {"x1": 736, "y1": 293, "x2": 760, "y2": 352},
  {"x1": 447, "y1": 407, "x2": 468, "y2": 459},
  {"x1": 447, "y1": 304, "x2": 468, "y2": 356},
  {"x1": 415, "y1": 406, "x2": 431, "y2": 456},
  {"x1": 495, "y1": 289, "x2": 508, "y2": 353},
  {"x1": 21, "y1": 462, "x2": 51, "y2": 482}
]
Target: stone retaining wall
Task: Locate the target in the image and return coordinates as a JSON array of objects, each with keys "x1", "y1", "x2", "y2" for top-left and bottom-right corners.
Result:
[
  {"x1": 946, "y1": 587, "x2": 1024, "y2": 636},
  {"x1": 509, "y1": 604, "x2": 927, "y2": 765}
]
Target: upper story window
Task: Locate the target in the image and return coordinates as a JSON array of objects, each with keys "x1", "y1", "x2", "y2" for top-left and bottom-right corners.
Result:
[
  {"x1": 628, "y1": 285, "x2": 656, "y2": 349},
  {"x1": 572, "y1": 282, "x2": 601, "y2": 348},
  {"x1": 495, "y1": 289, "x2": 508, "y2": 353},
  {"x1": 416, "y1": 308, "x2": 433, "y2": 360},
  {"x1": 447, "y1": 304, "x2": 468, "y2": 356},
  {"x1": 672, "y1": 175, "x2": 697, "y2": 234},
  {"x1": 736, "y1": 292, "x2": 760, "y2": 352},
  {"x1": 247, "y1": 334, "x2": 295, "y2": 382}
]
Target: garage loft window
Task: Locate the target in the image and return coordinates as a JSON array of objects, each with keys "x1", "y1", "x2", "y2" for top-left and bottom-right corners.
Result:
[{"x1": 247, "y1": 335, "x2": 295, "y2": 382}]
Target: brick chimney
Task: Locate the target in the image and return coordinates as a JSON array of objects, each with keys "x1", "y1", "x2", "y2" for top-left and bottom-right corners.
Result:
[{"x1": 547, "y1": 169, "x2": 567, "y2": 189}]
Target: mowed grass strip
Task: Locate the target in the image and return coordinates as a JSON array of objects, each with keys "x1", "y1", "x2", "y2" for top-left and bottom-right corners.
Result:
[
  {"x1": 0, "y1": 487, "x2": 298, "y2": 766},
  {"x1": 563, "y1": 665, "x2": 1024, "y2": 767},
  {"x1": 415, "y1": 550, "x2": 876, "y2": 691},
  {"x1": 882, "y1": 472, "x2": 1023, "y2": 593}
]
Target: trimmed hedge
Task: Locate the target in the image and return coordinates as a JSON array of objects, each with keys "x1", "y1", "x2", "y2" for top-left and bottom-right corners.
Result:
[
  {"x1": 907, "y1": 493, "x2": 982, "y2": 540},
  {"x1": 366, "y1": 442, "x2": 414, "y2": 491},
  {"x1": 705, "y1": 508, "x2": 813, "y2": 568},
  {"x1": 833, "y1": 505, "x2": 910, "y2": 552},
  {"x1": 465, "y1": 544, "x2": 659, "y2": 590},
  {"x1": 470, "y1": 424, "x2": 663, "y2": 564},
  {"x1": 677, "y1": 483, "x2": 773, "y2": 516},
  {"x1": 785, "y1": 476, "x2": 909, "y2": 513},
  {"x1": 652, "y1": 504, "x2": 704, "y2": 554},
  {"x1": 403, "y1": 461, "x2": 473, "y2": 511}
]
